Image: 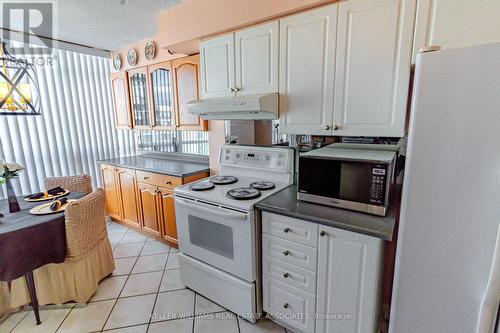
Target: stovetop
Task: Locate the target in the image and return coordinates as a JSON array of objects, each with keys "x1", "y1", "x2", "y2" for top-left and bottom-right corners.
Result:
[
  {"x1": 174, "y1": 145, "x2": 295, "y2": 212},
  {"x1": 175, "y1": 175, "x2": 290, "y2": 211}
]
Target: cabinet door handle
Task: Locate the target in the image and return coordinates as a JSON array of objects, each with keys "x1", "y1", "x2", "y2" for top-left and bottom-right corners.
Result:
[
  {"x1": 144, "y1": 176, "x2": 149, "y2": 180},
  {"x1": 165, "y1": 181, "x2": 172, "y2": 185},
  {"x1": 324, "y1": 125, "x2": 331, "y2": 130},
  {"x1": 162, "y1": 194, "x2": 174, "y2": 199},
  {"x1": 333, "y1": 124, "x2": 339, "y2": 130},
  {"x1": 230, "y1": 87, "x2": 236, "y2": 92},
  {"x1": 320, "y1": 230, "x2": 326, "y2": 236},
  {"x1": 283, "y1": 303, "x2": 289, "y2": 309},
  {"x1": 283, "y1": 272, "x2": 290, "y2": 278},
  {"x1": 283, "y1": 250, "x2": 290, "y2": 256},
  {"x1": 283, "y1": 227, "x2": 291, "y2": 233},
  {"x1": 234, "y1": 87, "x2": 240, "y2": 92}
]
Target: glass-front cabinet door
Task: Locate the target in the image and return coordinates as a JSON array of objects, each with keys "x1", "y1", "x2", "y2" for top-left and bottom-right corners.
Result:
[
  {"x1": 128, "y1": 67, "x2": 151, "y2": 129},
  {"x1": 148, "y1": 62, "x2": 175, "y2": 129}
]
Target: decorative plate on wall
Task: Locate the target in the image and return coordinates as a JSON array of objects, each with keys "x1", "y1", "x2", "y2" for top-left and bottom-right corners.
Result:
[
  {"x1": 127, "y1": 49, "x2": 138, "y2": 66},
  {"x1": 113, "y1": 54, "x2": 122, "y2": 70},
  {"x1": 145, "y1": 41, "x2": 156, "y2": 60}
]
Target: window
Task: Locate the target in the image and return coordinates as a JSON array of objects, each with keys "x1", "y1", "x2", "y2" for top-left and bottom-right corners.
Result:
[{"x1": 137, "y1": 130, "x2": 209, "y2": 156}]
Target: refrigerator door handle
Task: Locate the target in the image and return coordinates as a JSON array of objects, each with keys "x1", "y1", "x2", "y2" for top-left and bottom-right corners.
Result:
[{"x1": 477, "y1": 224, "x2": 500, "y2": 333}]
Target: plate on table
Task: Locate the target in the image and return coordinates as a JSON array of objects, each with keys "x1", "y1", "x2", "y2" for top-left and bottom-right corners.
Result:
[
  {"x1": 25, "y1": 190, "x2": 70, "y2": 202},
  {"x1": 29, "y1": 199, "x2": 77, "y2": 215}
]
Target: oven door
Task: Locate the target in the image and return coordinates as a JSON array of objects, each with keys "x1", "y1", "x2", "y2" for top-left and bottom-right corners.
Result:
[{"x1": 174, "y1": 196, "x2": 256, "y2": 282}]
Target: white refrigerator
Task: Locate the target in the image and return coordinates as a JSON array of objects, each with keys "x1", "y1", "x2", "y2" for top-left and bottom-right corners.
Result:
[{"x1": 389, "y1": 43, "x2": 500, "y2": 333}]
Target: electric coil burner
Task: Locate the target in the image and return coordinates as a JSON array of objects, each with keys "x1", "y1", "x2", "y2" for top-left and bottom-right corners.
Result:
[
  {"x1": 189, "y1": 180, "x2": 215, "y2": 191},
  {"x1": 250, "y1": 181, "x2": 275, "y2": 191},
  {"x1": 226, "y1": 187, "x2": 262, "y2": 200},
  {"x1": 210, "y1": 175, "x2": 238, "y2": 185}
]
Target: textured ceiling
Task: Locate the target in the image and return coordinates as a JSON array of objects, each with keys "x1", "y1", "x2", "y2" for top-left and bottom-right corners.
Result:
[{"x1": 54, "y1": 0, "x2": 182, "y2": 51}]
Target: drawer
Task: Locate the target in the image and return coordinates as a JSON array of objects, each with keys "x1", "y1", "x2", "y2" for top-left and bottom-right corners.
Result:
[
  {"x1": 263, "y1": 212, "x2": 318, "y2": 247},
  {"x1": 136, "y1": 170, "x2": 182, "y2": 189},
  {"x1": 262, "y1": 234, "x2": 317, "y2": 272},
  {"x1": 263, "y1": 255, "x2": 316, "y2": 295},
  {"x1": 263, "y1": 276, "x2": 316, "y2": 333}
]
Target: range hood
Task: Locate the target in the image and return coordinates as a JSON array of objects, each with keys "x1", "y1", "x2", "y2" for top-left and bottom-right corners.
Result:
[{"x1": 187, "y1": 93, "x2": 278, "y2": 120}]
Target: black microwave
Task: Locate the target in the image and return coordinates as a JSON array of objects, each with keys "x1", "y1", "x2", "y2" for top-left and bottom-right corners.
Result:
[{"x1": 298, "y1": 147, "x2": 396, "y2": 216}]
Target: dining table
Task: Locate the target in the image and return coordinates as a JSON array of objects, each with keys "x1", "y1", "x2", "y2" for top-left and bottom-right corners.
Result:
[{"x1": 0, "y1": 191, "x2": 85, "y2": 325}]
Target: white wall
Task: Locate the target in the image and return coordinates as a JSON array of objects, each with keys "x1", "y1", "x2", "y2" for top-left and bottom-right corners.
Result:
[{"x1": 0, "y1": 48, "x2": 136, "y2": 198}]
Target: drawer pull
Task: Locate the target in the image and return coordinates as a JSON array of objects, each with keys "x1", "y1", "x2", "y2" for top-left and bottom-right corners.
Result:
[
  {"x1": 283, "y1": 272, "x2": 290, "y2": 278},
  {"x1": 283, "y1": 227, "x2": 291, "y2": 233},
  {"x1": 144, "y1": 176, "x2": 149, "y2": 180},
  {"x1": 283, "y1": 303, "x2": 289, "y2": 309},
  {"x1": 165, "y1": 181, "x2": 172, "y2": 185},
  {"x1": 283, "y1": 250, "x2": 290, "y2": 256},
  {"x1": 320, "y1": 230, "x2": 326, "y2": 237}
]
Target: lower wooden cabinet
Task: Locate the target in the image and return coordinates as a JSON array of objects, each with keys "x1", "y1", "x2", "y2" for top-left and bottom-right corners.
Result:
[
  {"x1": 137, "y1": 182, "x2": 161, "y2": 237},
  {"x1": 100, "y1": 163, "x2": 208, "y2": 246},
  {"x1": 158, "y1": 187, "x2": 177, "y2": 245},
  {"x1": 116, "y1": 167, "x2": 140, "y2": 227},
  {"x1": 101, "y1": 165, "x2": 121, "y2": 220}
]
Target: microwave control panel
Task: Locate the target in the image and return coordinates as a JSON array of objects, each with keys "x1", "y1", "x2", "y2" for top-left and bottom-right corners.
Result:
[{"x1": 370, "y1": 165, "x2": 387, "y2": 205}]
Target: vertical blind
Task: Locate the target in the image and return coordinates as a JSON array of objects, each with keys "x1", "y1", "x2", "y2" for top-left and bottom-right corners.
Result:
[{"x1": 0, "y1": 48, "x2": 136, "y2": 198}]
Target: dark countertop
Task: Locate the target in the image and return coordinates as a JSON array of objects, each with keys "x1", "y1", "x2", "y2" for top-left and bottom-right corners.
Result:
[
  {"x1": 256, "y1": 185, "x2": 401, "y2": 241},
  {"x1": 98, "y1": 155, "x2": 210, "y2": 178}
]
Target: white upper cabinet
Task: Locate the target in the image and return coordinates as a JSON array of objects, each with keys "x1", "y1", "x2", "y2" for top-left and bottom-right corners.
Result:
[
  {"x1": 279, "y1": 4, "x2": 338, "y2": 135},
  {"x1": 200, "y1": 21, "x2": 279, "y2": 99},
  {"x1": 412, "y1": 0, "x2": 500, "y2": 62},
  {"x1": 235, "y1": 21, "x2": 279, "y2": 95},
  {"x1": 316, "y1": 225, "x2": 383, "y2": 333},
  {"x1": 333, "y1": 0, "x2": 416, "y2": 137},
  {"x1": 200, "y1": 34, "x2": 235, "y2": 98}
]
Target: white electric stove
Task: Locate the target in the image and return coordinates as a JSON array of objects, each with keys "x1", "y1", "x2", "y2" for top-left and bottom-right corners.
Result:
[{"x1": 174, "y1": 145, "x2": 295, "y2": 322}]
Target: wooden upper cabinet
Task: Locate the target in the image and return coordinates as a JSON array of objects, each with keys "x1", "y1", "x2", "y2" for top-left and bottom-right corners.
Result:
[
  {"x1": 100, "y1": 164, "x2": 121, "y2": 220},
  {"x1": 148, "y1": 61, "x2": 176, "y2": 130},
  {"x1": 158, "y1": 187, "x2": 177, "y2": 245},
  {"x1": 172, "y1": 55, "x2": 207, "y2": 131},
  {"x1": 278, "y1": 4, "x2": 338, "y2": 135},
  {"x1": 200, "y1": 34, "x2": 235, "y2": 98},
  {"x1": 128, "y1": 67, "x2": 152, "y2": 129},
  {"x1": 116, "y1": 167, "x2": 140, "y2": 227},
  {"x1": 137, "y1": 182, "x2": 161, "y2": 237},
  {"x1": 235, "y1": 20, "x2": 279, "y2": 95},
  {"x1": 110, "y1": 72, "x2": 132, "y2": 129},
  {"x1": 332, "y1": 0, "x2": 415, "y2": 138}
]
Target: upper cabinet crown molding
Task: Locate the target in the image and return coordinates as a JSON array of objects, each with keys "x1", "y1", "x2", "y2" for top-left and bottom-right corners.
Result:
[
  {"x1": 412, "y1": 0, "x2": 500, "y2": 62},
  {"x1": 333, "y1": 0, "x2": 416, "y2": 137},
  {"x1": 200, "y1": 20, "x2": 279, "y2": 99},
  {"x1": 278, "y1": 4, "x2": 338, "y2": 135}
]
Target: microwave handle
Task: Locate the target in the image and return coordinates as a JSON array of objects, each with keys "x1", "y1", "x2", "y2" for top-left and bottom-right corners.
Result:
[{"x1": 175, "y1": 197, "x2": 248, "y2": 220}]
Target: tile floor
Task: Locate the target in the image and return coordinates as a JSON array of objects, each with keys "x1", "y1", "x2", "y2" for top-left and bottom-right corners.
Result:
[{"x1": 0, "y1": 221, "x2": 287, "y2": 333}]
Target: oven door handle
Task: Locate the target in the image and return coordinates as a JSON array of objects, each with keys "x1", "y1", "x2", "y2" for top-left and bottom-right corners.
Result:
[{"x1": 175, "y1": 198, "x2": 248, "y2": 220}]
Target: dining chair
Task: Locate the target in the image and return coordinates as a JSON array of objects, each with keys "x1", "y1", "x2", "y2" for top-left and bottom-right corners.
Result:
[
  {"x1": 45, "y1": 174, "x2": 93, "y2": 195},
  {"x1": 8, "y1": 188, "x2": 115, "y2": 307}
]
